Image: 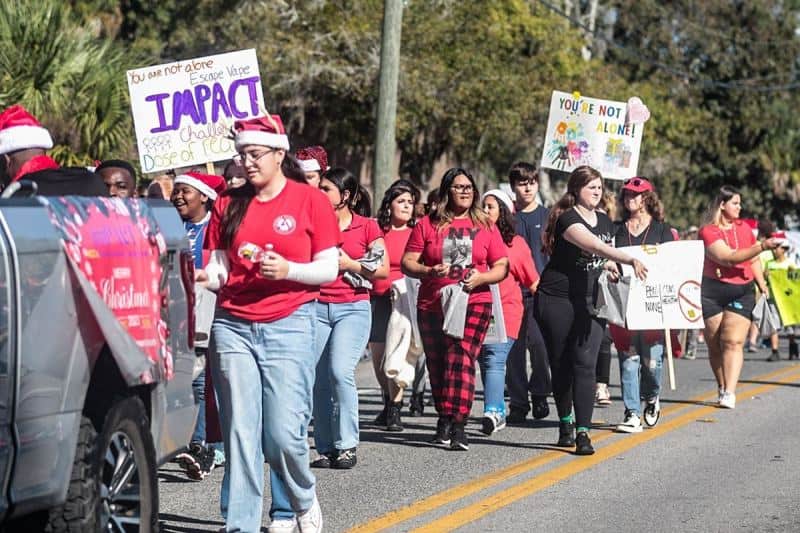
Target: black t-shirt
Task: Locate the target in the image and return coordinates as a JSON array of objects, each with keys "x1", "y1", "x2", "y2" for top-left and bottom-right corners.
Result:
[
  {"x1": 23, "y1": 167, "x2": 109, "y2": 197},
  {"x1": 539, "y1": 208, "x2": 614, "y2": 303},
  {"x1": 614, "y1": 219, "x2": 675, "y2": 247}
]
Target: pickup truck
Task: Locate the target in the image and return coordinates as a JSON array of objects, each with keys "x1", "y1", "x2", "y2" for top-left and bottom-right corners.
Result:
[{"x1": 0, "y1": 192, "x2": 197, "y2": 532}]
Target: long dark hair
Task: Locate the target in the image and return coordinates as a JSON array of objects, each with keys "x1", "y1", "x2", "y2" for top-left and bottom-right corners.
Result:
[
  {"x1": 704, "y1": 185, "x2": 740, "y2": 226},
  {"x1": 377, "y1": 185, "x2": 418, "y2": 231},
  {"x1": 219, "y1": 152, "x2": 302, "y2": 249},
  {"x1": 430, "y1": 167, "x2": 489, "y2": 230},
  {"x1": 484, "y1": 193, "x2": 516, "y2": 246},
  {"x1": 322, "y1": 167, "x2": 371, "y2": 216},
  {"x1": 542, "y1": 165, "x2": 603, "y2": 255}
]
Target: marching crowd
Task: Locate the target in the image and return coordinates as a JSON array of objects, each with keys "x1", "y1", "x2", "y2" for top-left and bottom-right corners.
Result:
[{"x1": 0, "y1": 103, "x2": 796, "y2": 533}]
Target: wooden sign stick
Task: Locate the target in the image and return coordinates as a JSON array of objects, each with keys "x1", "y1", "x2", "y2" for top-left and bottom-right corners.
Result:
[
  {"x1": 664, "y1": 327, "x2": 676, "y2": 390},
  {"x1": 206, "y1": 161, "x2": 214, "y2": 174}
]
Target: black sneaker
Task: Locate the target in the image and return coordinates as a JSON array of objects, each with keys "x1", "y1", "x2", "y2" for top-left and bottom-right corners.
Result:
[
  {"x1": 374, "y1": 394, "x2": 389, "y2": 426},
  {"x1": 385, "y1": 402, "x2": 404, "y2": 432},
  {"x1": 409, "y1": 393, "x2": 425, "y2": 417},
  {"x1": 432, "y1": 416, "x2": 452, "y2": 445},
  {"x1": 556, "y1": 421, "x2": 575, "y2": 447},
  {"x1": 767, "y1": 350, "x2": 781, "y2": 362},
  {"x1": 506, "y1": 406, "x2": 528, "y2": 424},
  {"x1": 185, "y1": 444, "x2": 216, "y2": 481},
  {"x1": 450, "y1": 422, "x2": 469, "y2": 451},
  {"x1": 531, "y1": 396, "x2": 550, "y2": 420},
  {"x1": 790, "y1": 342, "x2": 799, "y2": 360},
  {"x1": 175, "y1": 442, "x2": 203, "y2": 473},
  {"x1": 310, "y1": 451, "x2": 337, "y2": 468},
  {"x1": 333, "y1": 448, "x2": 357, "y2": 469},
  {"x1": 575, "y1": 431, "x2": 595, "y2": 455}
]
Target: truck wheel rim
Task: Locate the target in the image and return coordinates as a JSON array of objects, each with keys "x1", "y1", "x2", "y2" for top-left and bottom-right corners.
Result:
[{"x1": 100, "y1": 431, "x2": 142, "y2": 532}]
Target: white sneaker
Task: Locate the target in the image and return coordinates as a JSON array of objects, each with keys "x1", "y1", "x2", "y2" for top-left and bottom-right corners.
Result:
[
  {"x1": 718, "y1": 387, "x2": 725, "y2": 404},
  {"x1": 718, "y1": 391, "x2": 736, "y2": 409},
  {"x1": 480, "y1": 412, "x2": 506, "y2": 435},
  {"x1": 595, "y1": 383, "x2": 612, "y2": 406},
  {"x1": 268, "y1": 518, "x2": 298, "y2": 533},
  {"x1": 643, "y1": 397, "x2": 661, "y2": 427},
  {"x1": 616, "y1": 412, "x2": 643, "y2": 433},
  {"x1": 297, "y1": 497, "x2": 323, "y2": 533}
]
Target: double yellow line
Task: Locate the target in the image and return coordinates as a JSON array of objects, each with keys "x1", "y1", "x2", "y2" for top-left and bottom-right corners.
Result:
[{"x1": 349, "y1": 363, "x2": 800, "y2": 533}]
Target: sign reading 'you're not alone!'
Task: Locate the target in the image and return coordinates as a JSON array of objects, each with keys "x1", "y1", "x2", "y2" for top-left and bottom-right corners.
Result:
[
  {"x1": 540, "y1": 90, "x2": 644, "y2": 180},
  {"x1": 127, "y1": 49, "x2": 265, "y2": 174}
]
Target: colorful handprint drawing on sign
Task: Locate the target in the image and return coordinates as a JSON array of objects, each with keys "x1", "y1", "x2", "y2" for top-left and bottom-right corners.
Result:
[{"x1": 547, "y1": 121, "x2": 590, "y2": 169}]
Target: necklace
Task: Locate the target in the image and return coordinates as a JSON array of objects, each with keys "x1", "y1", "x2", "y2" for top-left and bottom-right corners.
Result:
[
  {"x1": 721, "y1": 223, "x2": 739, "y2": 250},
  {"x1": 716, "y1": 223, "x2": 739, "y2": 278},
  {"x1": 627, "y1": 220, "x2": 651, "y2": 246}
]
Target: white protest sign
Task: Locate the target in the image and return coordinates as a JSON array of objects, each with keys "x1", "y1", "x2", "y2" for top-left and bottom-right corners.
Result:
[
  {"x1": 127, "y1": 49, "x2": 265, "y2": 174},
  {"x1": 540, "y1": 90, "x2": 644, "y2": 180},
  {"x1": 619, "y1": 240, "x2": 705, "y2": 330}
]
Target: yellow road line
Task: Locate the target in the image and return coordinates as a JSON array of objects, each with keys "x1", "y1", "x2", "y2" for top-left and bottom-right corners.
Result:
[
  {"x1": 348, "y1": 364, "x2": 799, "y2": 533},
  {"x1": 410, "y1": 367, "x2": 800, "y2": 533}
]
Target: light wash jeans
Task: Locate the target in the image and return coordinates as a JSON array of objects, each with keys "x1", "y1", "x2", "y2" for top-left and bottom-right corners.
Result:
[
  {"x1": 211, "y1": 304, "x2": 317, "y2": 532},
  {"x1": 478, "y1": 337, "x2": 516, "y2": 415},
  {"x1": 618, "y1": 332, "x2": 664, "y2": 415},
  {"x1": 314, "y1": 300, "x2": 372, "y2": 454}
]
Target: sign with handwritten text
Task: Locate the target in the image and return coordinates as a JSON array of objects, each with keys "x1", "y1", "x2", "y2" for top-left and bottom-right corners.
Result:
[
  {"x1": 620, "y1": 241, "x2": 705, "y2": 330},
  {"x1": 540, "y1": 90, "x2": 644, "y2": 180},
  {"x1": 127, "y1": 49, "x2": 264, "y2": 174},
  {"x1": 769, "y1": 269, "x2": 800, "y2": 326}
]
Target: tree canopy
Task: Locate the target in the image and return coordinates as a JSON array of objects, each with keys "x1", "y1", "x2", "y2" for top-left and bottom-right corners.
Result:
[{"x1": 4, "y1": 0, "x2": 798, "y2": 228}]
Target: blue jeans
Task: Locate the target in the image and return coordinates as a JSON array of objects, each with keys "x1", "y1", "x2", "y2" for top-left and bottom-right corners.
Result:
[
  {"x1": 313, "y1": 300, "x2": 371, "y2": 454},
  {"x1": 190, "y1": 370, "x2": 206, "y2": 444},
  {"x1": 478, "y1": 337, "x2": 516, "y2": 415},
  {"x1": 211, "y1": 304, "x2": 317, "y2": 532},
  {"x1": 618, "y1": 333, "x2": 664, "y2": 415}
]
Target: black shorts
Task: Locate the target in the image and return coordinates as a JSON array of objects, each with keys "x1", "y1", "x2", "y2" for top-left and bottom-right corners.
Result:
[
  {"x1": 701, "y1": 277, "x2": 755, "y2": 319},
  {"x1": 369, "y1": 293, "x2": 392, "y2": 343}
]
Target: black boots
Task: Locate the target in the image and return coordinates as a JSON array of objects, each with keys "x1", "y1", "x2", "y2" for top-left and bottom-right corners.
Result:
[
  {"x1": 409, "y1": 393, "x2": 425, "y2": 416},
  {"x1": 556, "y1": 421, "x2": 576, "y2": 447},
  {"x1": 374, "y1": 393, "x2": 389, "y2": 426},
  {"x1": 385, "y1": 402, "x2": 404, "y2": 432}
]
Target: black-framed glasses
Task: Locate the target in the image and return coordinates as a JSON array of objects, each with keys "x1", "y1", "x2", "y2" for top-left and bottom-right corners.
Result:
[
  {"x1": 233, "y1": 149, "x2": 276, "y2": 166},
  {"x1": 450, "y1": 184, "x2": 474, "y2": 193}
]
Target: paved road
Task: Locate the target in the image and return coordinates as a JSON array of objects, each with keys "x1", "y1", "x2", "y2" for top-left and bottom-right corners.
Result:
[{"x1": 159, "y1": 339, "x2": 800, "y2": 532}]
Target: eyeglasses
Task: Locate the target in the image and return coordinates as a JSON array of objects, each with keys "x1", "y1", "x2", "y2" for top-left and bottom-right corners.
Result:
[
  {"x1": 233, "y1": 149, "x2": 276, "y2": 166},
  {"x1": 450, "y1": 184, "x2": 474, "y2": 194}
]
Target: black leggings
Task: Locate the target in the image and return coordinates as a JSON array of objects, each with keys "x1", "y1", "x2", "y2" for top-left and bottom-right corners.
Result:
[
  {"x1": 535, "y1": 292, "x2": 606, "y2": 429},
  {"x1": 595, "y1": 325, "x2": 612, "y2": 385}
]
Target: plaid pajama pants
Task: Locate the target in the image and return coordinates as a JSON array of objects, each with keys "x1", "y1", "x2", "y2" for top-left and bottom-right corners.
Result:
[{"x1": 418, "y1": 302, "x2": 492, "y2": 422}]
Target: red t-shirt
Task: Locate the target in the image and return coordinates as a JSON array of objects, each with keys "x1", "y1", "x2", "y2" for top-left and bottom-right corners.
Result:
[
  {"x1": 499, "y1": 235, "x2": 540, "y2": 339},
  {"x1": 205, "y1": 179, "x2": 340, "y2": 322},
  {"x1": 371, "y1": 226, "x2": 413, "y2": 297},
  {"x1": 319, "y1": 213, "x2": 383, "y2": 303},
  {"x1": 699, "y1": 221, "x2": 756, "y2": 284},
  {"x1": 405, "y1": 215, "x2": 507, "y2": 311}
]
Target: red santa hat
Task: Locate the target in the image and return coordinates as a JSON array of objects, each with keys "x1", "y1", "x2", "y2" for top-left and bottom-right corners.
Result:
[
  {"x1": 173, "y1": 172, "x2": 226, "y2": 201},
  {"x1": 295, "y1": 145, "x2": 329, "y2": 173},
  {"x1": 0, "y1": 105, "x2": 54, "y2": 155},
  {"x1": 232, "y1": 114, "x2": 290, "y2": 151}
]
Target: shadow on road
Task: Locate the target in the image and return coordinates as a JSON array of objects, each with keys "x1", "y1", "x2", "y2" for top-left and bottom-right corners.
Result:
[
  {"x1": 738, "y1": 379, "x2": 800, "y2": 388},
  {"x1": 159, "y1": 513, "x2": 226, "y2": 532}
]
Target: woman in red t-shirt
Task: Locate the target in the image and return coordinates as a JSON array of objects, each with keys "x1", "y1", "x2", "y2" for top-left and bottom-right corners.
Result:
[
  {"x1": 198, "y1": 114, "x2": 339, "y2": 532},
  {"x1": 699, "y1": 185, "x2": 780, "y2": 409},
  {"x1": 312, "y1": 168, "x2": 388, "y2": 470},
  {"x1": 369, "y1": 183, "x2": 418, "y2": 432},
  {"x1": 402, "y1": 168, "x2": 509, "y2": 451},
  {"x1": 478, "y1": 189, "x2": 539, "y2": 436}
]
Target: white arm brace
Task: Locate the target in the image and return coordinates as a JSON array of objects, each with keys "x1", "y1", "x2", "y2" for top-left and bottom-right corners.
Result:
[
  {"x1": 205, "y1": 250, "x2": 230, "y2": 291},
  {"x1": 286, "y1": 246, "x2": 339, "y2": 285}
]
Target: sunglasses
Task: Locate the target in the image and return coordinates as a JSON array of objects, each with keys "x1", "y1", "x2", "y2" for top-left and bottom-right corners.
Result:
[{"x1": 623, "y1": 178, "x2": 647, "y2": 187}]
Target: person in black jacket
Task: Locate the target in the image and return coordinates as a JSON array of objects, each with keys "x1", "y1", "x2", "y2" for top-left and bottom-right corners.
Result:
[{"x1": 0, "y1": 104, "x2": 107, "y2": 196}]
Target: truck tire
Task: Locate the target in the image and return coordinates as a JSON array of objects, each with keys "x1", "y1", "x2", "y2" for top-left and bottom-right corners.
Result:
[{"x1": 46, "y1": 396, "x2": 158, "y2": 532}]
